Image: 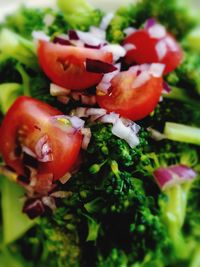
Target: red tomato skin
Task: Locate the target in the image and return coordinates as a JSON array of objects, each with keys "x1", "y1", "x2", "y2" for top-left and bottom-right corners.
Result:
[
  {"x1": 38, "y1": 41, "x2": 113, "y2": 90},
  {"x1": 123, "y1": 30, "x2": 183, "y2": 74},
  {"x1": 0, "y1": 96, "x2": 82, "y2": 182},
  {"x1": 96, "y1": 71, "x2": 163, "y2": 121}
]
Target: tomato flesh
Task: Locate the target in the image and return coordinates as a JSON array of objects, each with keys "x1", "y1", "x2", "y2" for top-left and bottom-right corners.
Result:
[
  {"x1": 38, "y1": 41, "x2": 113, "y2": 90},
  {"x1": 0, "y1": 96, "x2": 82, "y2": 192},
  {"x1": 123, "y1": 29, "x2": 183, "y2": 74},
  {"x1": 96, "y1": 70, "x2": 163, "y2": 121}
]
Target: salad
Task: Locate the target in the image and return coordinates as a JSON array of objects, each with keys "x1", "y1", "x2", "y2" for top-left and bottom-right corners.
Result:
[{"x1": 0, "y1": 0, "x2": 200, "y2": 266}]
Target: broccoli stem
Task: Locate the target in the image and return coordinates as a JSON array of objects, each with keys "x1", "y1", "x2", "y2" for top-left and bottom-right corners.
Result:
[
  {"x1": 160, "y1": 183, "x2": 192, "y2": 259},
  {"x1": 163, "y1": 86, "x2": 200, "y2": 108},
  {"x1": 164, "y1": 122, "x2": 200, "y2": 146}
]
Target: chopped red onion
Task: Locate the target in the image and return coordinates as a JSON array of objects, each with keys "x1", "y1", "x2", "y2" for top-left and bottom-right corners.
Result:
[
  {"x1": 84, "y1": 43, "x2": 102, "y2": 49},
  {"x1": 35, "y1": 135, "x2": 53, "y2": 162},
  {"x1": 70, "y1": 40, "x2": 84, "y2": 47},
  {"x1": 144, "y1": 18, "x2": 157, "y2": 29},
  {"x1": 155, "y1": 40, "x2": 168, "y2": 60},
  {"x1": 76, "y1": 30, "x2": 103, "y2": 47},
  {"x1": 132, "y1": 71, "x2": 150, "y2": 89},
  {"x1": 101, "y1": 44, "x2": 126, "y2": 62},
  {"x1": 90, "y1": 26, "x2": 106, "y2": 40},
  {"x1": 81, "y1": 95, "x2": 97, "y2": 105},
  {"x1": 123, "y1": 43, "x2": 136, "y2": 52},
  {"x1": 86, "y1": 58, "x2": 117, "y2": 73},
  {"x1": 149, "y1": 63, "x2": 165, "y2": 78},
  {"x1": 73, "y1": 107, "x2": 88, "y2": 118},
  {"x1": 57, "y1": 96, "x2": 70, "y2": 104},
  {"x1": 148, "y1": 24, "x2": 167, "y2": 39},
  {"x1": 96, "y1": 65, "x2": 120, "y2": 95},
  {"x1": 99, "y1": 112, "x2": 120, "y2": 124},
  {"x1": 42, "y1": 196, "x2": 56, "y2": 211},
  {"x1": 50, "y1": 191, "x2": 73, "y2": 198},
  {"x1": 68, "y1": 29, "x2": 79, "y2": 40},
  {"x1": 164, "y1": 36, "x2": 179, "y2": 52},
  {"x1": 70, "y1": 116, "x2": 85, "y2": 129},
  {"x1": 50, "y1": 83, "x2": 71, "y2": 96},
  {"x1": 59, "y1": 172, "x2": 72, "y2": 184},
  {"x1": 23, "y1": 199, "x2": 45, "y2": 219},
  {"x1": 53, "y1": 34, "x2": 72, "y2": 46},
  {"x1": 32, "y1": 31, "x2": 50, "y2": 42},
  {"x1": 86, "y1": 108, "x2": 107, "y2": 117},
  {"x1": 162, "y1": 81, "x2": 172, "y2": 94},
  {"x1": 112, "y1": 118, "x2": 140, "y2": 148},
  {"x1": 123, "y1": 27, "x2": 137, "y2": 36},
  {"x1": 153, "y1": 164, "x2": 197, "y2": 191},
  {"x1": 81, "y1": 128, "x2": 92, "y2": 150},
  {"x1": 100, "y1": 13, "x2": 114, "y2": 30}
]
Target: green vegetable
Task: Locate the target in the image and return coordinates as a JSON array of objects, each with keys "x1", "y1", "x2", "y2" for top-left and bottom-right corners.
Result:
[
  {"x1": 0, "y1": 29, "x2": 37, "y2": 70},
  {"x1": 57, "y1": 0, "x2": 103, "y2": 30},
  {"x1": 164, "y1": 122, "x2": 200, "y2": 145},
  {"x1": 186, "y1": 27, "x2": 200, "y2": 52},
  {"x1": 0, "y1": 83, "x2": 22, "y2": 114},
  {"x1": 0, "y1": 176, "x2": 34, "y2": 245}
]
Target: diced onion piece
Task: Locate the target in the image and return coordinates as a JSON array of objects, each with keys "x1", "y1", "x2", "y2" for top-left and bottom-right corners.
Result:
[
  {"x1": 153, "y1": 165, "x2": 197, "y2": 191},
  {"x1": 149, "y1": 63, "x2": 165, "y2": 78},
  {"x1": 53, "y1": 34, "x2": 71, "y2": 46},
  {"x1": 101, "y1": 44, "x2": 126, "y2": 62},
  {"x1": 70, "y1": 116, "x2": 85, "y2": 129},
  {"x1": 86, "y1": 108, "x2": 107, "y2": 116},
  {"x1": 155, "y1": 40, "x2": 168, "y2": 60},
  {"x1": 59, "y1": 172, "x2": 72, "y2": 184},
  {"x1": 162, "y1": 81, "x2": 171, "y2": 94},
  {"x1": 81, "y1": 95, "x2": 97, "y2": 106},
  {"x1": 112, "y1": 118, "x2": 140, "y2": 148},
  {"x1": 42, "y1": 196, "x2": 56, "y2": 211},
  {"x1": 81, "y1": 128, "x2": 92, "y2": 150},
  {"x1": 35, "y1": 135, "x2": 53, "y2": 162},
  {"x1": 123, "y1": 27, "x2": 137, "y2": 36},
  {"x1": 144, "y1": 18, "x2": 157, "y2": 29},
  {"x1": 148, "y1": 24, "x2": 166, "y2": 39},
  {"x1": 165, "y1": 36, "x2": 179, "y2": 52},
  {"x1": 132, "y1": 71, "x2": 150, "y2": 89},
  {"x1": 99, "y1": 112, "x2": 120, "y2": 124},
  {"x1": 86, "y1": 58, "x2": 117, "y2": 74},
  {"x1": 50, "y1": 191, "x2": 73, "y2": 198},
  {"x1": 23, "y1": 199, "x2": 45, "y2": 219},
  {"x1": 57, "y1": 96, "x2": 70, "y2": 104},
  {"x1": 50, "y1": 83, "x2": 71, "y2": 96},
  {"x1": 123, "y1": 43, "x2": 136, "y2": 52},
  {"x1": 73, "y1": 107, "x2": 88, "y2": 118},
  {"x1": 32, "y1": 31, "x2": 50, "y2": 42},
  {"x1": 100, "y1": 13, "x2": 114, "y2": 30},
  {"x1": 89, "y1": 26, "x2": 106, "y2": 40}
]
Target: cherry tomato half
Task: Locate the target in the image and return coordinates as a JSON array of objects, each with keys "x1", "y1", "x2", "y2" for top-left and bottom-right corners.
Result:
[
  {"x1": 123, "y1": 28, "x2": 183, "y2": 74},
  {"x1": 96, "y1": 69, "x2": 163, "y2": 121},
  {"x1": 0, "y1": 96, "x2": 82, "y2": 192},
  {"x1": 38, "y1": 41, "x2": 113, "y2": 90}
]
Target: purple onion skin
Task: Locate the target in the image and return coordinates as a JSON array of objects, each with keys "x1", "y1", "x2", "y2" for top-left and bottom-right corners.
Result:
[
  {"x1": 23, "y1": 199, "x2": 45, "y2": 219},
  {"x1": 86, "y1": 58, "x2": 117, "y2": 74},
  {"x1": 68, "y1": 30, "x2": 79, "y2": 40},
  {"x1": 163, "y1": 81, "x2": 172, "y2": 94},
  {"x1": 153, "y1": 164, "x2": 197, "y2": 190},
  {"x1": 53, "y1": 36, "x2": 72, "y2": 46},
  {"x1": 145, "y1": 18, "x2": 157, "y2": 29}
]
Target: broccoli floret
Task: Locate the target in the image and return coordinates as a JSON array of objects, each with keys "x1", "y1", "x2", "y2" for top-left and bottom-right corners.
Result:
[
  {"x1": 3, "y1": 7, "x2": 68, "y2": 39},
  {"x1": 108, "y1": 0, "x2": 197, "y2": 43},
  {"x1": 57, "y1": 0, "x2": 103, "y2": 31},
  {"x1": 167, "y1": 52, "x2": 200, "y2": 96},
  {"x1": 0, "y1": 28, "x2": 37, "y2": 70}
]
